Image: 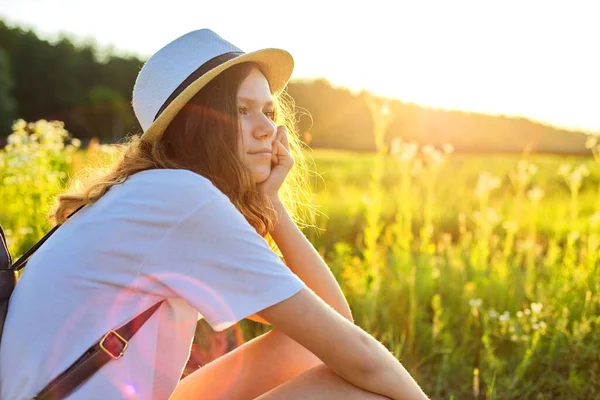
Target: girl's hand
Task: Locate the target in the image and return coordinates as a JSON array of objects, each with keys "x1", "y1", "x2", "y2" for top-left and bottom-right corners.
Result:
[{"x1": 257, "y1": 125, "x2": 294, "y2": 201}]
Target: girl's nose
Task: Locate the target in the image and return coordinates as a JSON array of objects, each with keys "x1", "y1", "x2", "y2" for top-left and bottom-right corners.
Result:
[{"x1": 253, "y1": 113, "x2": 276, "y2": 140}]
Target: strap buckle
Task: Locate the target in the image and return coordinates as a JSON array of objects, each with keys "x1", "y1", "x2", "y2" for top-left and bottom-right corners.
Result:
[{"x1": 99, "y1": 330, "x2": 128, "y2": 360}]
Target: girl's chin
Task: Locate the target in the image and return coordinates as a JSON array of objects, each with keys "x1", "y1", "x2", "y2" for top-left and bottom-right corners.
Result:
[{"x1": 252, "y1": 167, "x2": 271, "y2": 184}]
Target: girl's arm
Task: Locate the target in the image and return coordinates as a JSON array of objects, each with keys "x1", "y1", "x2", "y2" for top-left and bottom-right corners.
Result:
[
  {"x1": 257, "y1": 287, "x2": 430, "y2": 400},
  {"x1": 266, "y1": 197, "x2": 353, "y2": 322},
  {"x1": 246, "y1": 197, "x2": 350, "y2": 325}
]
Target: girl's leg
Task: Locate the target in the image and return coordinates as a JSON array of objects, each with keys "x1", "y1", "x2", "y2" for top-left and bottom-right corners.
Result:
[
  {"x1": 170, "y1": 328, "x2": 323, "y2": 400},
  {"x1": 255, "y1": 363, "x2": 391, "y2": 400}
]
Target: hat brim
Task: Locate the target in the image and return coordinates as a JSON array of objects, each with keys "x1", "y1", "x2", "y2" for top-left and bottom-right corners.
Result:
[{"x1": 140, "y1": 48, "x2": 294, "y2": 142}]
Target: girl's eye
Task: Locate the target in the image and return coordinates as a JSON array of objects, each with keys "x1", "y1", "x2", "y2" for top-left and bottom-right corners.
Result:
[
  {"x1": 264, "y1": 111, "x2": 275, "y2": 120},
  {"x1": 238, "y1": 106, "x2": 248, "y2": 115}
]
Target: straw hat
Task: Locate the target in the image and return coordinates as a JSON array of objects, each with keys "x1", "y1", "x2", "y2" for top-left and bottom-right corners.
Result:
[{"x1": 132, "y1": 29, "x2": 294, "y2": 142}]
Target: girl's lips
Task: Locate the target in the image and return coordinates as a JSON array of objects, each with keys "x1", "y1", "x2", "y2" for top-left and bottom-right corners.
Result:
[{"x1": 250, "y1": 152, "x2": 272, "y2": 157}]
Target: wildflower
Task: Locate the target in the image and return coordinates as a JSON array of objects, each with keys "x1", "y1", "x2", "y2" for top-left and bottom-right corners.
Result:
[
  {"x1": 527, "y1": 186, "x2": 545, "y2": 203},
  {"x1": 488, "y1": 309, "x2": 498, "y2": 319},
  {"x1": 398, "y1": 142, "x2": 419, "y2": 163},
  {"x1": 527, "y1": 164, "x2": 538, "y2": 175},
  {"x1": 18, "y1": 227, "x2": 33, "y2": 235},
  {"x1": 442, "y1": 143, "x2": 455, "y2": 154},
  {"x1": 422, "y1": 145, "x2": 435, "y2": 155},
  {"x1": 441, "y1": 233, "x2": 452, "y2": 245},
  {"x1": 558, "y1": 163, "x2": 572, "y2": 177},
  {"x1": 475, "y1": 171, "x2": 501, "y2": 199},
  {"x1": 486, "y1": 208, "x2": 501, "y2": 226},
  {"x1": 531, "y1": 302, "x2": 543, "y2": 314},
  {"x1": 563, "y1": 164, "x2": 590, "y2": 192},
  {"x1": 379, "y1": 102, "x2": 391, "y2": 116},
  {"x1": 421, "y1": 145, "x2": 445, "y2": 168},
  {"x1": 517, "y1": 238, "x2": 535, "y2": 252},
  {"x1": 517, "y1": 311, "x2": 524, "y2": 318},
  {"x1": 361, "y1": 194, "x2": 373, "y2": 206},
  {"x1": 99, "y1": 144, "x2": 115, "y2": 153},
  {"x1": 499, "y1": 311, "x2": 510, "y2": 322},
  {"x1": 12, "y1": 119, "x2": 27, "y2": 131},
  {"x1": 469, "y1": 298, "x2": 483, "y2": 309},
  {"x1": 511, "y1": 160, "x2": 538, "y2": 187},
  {"x1": 473, "y1": 208, "x2": 501, "y2": 227},
  {"x1": 585, "y1": 136, "x2": 598, "y2": 149}
]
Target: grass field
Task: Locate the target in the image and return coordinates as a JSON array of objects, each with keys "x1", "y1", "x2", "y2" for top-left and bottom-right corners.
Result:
[{"x1": 2, "y1": 119, "x2": 599, "y2": 399}]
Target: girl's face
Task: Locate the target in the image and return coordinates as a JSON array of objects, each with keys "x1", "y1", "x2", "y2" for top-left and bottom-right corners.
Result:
[{"x1": 237, "y1": 67, "x2": 277, "y2": 184}]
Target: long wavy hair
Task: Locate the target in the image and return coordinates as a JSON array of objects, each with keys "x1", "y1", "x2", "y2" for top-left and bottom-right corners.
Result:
[{"x1": 51, "y1": 62, "x2": 315, "y2": 243}]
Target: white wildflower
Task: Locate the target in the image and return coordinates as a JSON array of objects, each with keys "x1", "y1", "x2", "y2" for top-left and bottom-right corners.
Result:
[
  {"x1": 469, "y1": 298, "x2": 483, "y2": 309},
  {"x1": 531, "y1": 302, "x2": 543, "y2": 314},
  {"x1": 442, "y1": 143, "x2": 455, "y2": 154},
  {"x1": 585, "y1": 136, "x2": 598, "y2": 149},
  {"x1": 70, "y1": 138, "x2": 82, "y2": 148},
  {"x1": 558, "y1": 163, "x2": 572, "y2": 177},
  {"x1": 527, "y1": 186, "x2": 545, "y2": 203}
]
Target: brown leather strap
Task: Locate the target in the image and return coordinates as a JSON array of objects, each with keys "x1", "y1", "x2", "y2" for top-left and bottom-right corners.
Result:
[
  {"x1": 11, "y1": 205, "x2": 86, "y2": 272},
  {"x1": 34, "y1": 301, "x2": 163, "y2": 400},
  {"x1": 7, "y1": 204, "x2": 163, "y2": 399}
]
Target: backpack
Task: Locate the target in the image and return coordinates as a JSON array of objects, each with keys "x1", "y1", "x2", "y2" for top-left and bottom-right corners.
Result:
[{"x1": 0, "y1": 206, "x2": 163, "y2": 399}]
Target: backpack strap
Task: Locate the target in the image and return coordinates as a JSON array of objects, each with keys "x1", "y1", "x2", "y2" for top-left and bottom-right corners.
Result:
[
  {"x1": 0, "y1": 224, "x2": 12, "y2": 269},
  {"x1": 11, "y1": 205, "x2": 86, "y2": 271},
  {"x1": 6, "y1": 204, "x2": 164, "y2": 399},
  {"x1": 34, "y1": 301, "x2": 164, "y2": 400}
]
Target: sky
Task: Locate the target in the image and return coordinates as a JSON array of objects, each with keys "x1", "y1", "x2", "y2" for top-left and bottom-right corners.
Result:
[{"x1": 1, "y1": 0, "x2": 599, "y2": 134}]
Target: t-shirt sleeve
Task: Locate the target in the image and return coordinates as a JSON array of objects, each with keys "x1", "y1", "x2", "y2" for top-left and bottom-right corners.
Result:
[{"x1": 140, "y1": 191, "x2": 306, "y2": 332}]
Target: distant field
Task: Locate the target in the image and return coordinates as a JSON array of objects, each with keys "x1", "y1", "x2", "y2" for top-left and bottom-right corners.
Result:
[{"x1": 305, "y1": 148, "x2": 599, "y2": 248}]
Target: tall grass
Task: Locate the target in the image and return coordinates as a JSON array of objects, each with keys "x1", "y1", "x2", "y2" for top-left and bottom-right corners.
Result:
[
  {"x1": 1, "y1": 118, "x2": 599, "y2": 399},
  {"x1": 306, "y1": 116, "x2": 600, "y2": 398}
]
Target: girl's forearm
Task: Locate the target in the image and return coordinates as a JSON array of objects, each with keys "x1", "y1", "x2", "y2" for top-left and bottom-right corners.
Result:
[
  {"x1": 360, "y1": 336, "x2": 430, "y2": 400},
  {"x1": 269, "y1": 198, "x2": 353, "y2": 321}
]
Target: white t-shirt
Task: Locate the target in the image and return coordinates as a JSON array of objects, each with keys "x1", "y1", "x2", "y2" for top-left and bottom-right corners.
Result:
[{"x1": 0, "y1": 169, "x2": 305, "y2": 400}]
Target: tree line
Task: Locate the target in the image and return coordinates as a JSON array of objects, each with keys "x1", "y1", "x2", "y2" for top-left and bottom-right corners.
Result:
[{"x1": 0, "y1": 20, "x2": 591, "y2": 154}]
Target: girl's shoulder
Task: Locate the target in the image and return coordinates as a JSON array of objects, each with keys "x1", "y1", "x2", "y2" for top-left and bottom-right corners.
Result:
[
  {"x1": 129, "y1": 168, "x2": 217, "y2": 192},
  {"x1": 131, "y1": 168, "x2": 209, "y2": 184},
  {"x1": 122, "y1": 168, "x2": 226, "y2": 208}
]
